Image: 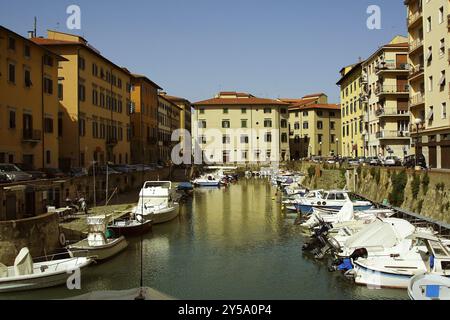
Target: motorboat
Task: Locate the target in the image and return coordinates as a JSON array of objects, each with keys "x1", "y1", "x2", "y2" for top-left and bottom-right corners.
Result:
[
  {"x1": 132, "y1": 181, "x2": 180, "y2": 224},
  {"x1": 408, "y1": 274, "x2": 450, "y2": 300},
  {"x1": 348, "y1": 233, "x2": 450, "y2": 289},
  {"x1": 0, "y1": 248, "x2": 92, "y2": 293},
  {"x1": 67, "y1": 215, "x2": 128, "y2": 261},
  {"x1": 293, "y1": 190, "x2": 373, "y2": 214},
  {"x1": 192, "y1": 174, "x2": 221, "y2": 187},
  {"x1": 108, "y1": 215, "x2": 153, "y2": 237}
]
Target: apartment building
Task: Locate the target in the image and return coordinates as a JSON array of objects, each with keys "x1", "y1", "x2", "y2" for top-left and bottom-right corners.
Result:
[
  {"x1": 160, "y1": 93, "x2": 193, "y2": 154},
  {"x1": 0, "y1": 26, "x2": 63, "y2": 169},
  {"x1": 361, "y1": 36, "x2": 411, "y2": 158},
  {"x1": 287, "y1": 98, "x2": 341, "y2": 159},
  {"x1": 337, "y1": 62, "x2": 365, "y2": 157},
  {"x1": 193, "y1": 92, "x2": 290, "y2": 164},
  {"x1": 130, "y1": 74, "x2": 162, "y2": 164},
  {"x1": 32, "y1": 30, "x2": 132, "y2": 170},
  {"x1": 405, "y1": 0, "x2": 450, "y2": 169},
  {"x1": 157, "y1": 94, "x2": 182, "y2": 163}
]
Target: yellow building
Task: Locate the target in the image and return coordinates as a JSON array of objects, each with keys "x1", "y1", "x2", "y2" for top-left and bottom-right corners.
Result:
[
  {"x1": 130, "y1": 74, "x2": 162, "y2": 164},
  {"x1": 157, "y1": 95, "x2": 182, "y2": 163},
  {"x1": 0, "y1": 26, "x2": 63, "y2": 169},
  {"x1": 33, "y1": 30, "x2": 132, "y2": 170},
  {"x1": 361, "y1": 36, "x2": 411, "y2": 158},
  {"x1": 193, "y1": 92, "x2": 290, "y2": 164},
  {"x1": 337, "y1": 62, "x2": 365, "y2": 157},
  {"x1": 405, "y1": 0, "x2": 450, "y2": 169}
]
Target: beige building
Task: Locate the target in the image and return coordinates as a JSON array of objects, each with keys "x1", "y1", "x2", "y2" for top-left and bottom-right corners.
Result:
[
  {"x1": 193, "y1": 92, "x2": 290, "y2": 164},
  {"x1": 361, "y1": 36, "x2": 411, "y2": 158},
  {"x1": 157, "y1": 95, "x2": 182, "y2": 163},
  {"x1": 0, "y1": 26, "x2": 63, "y2": 169},
  {"x1": 33, "y1": 30, "x2": 132, "y2": 170},
  {"x1": 337, "y1": 62, "x2": 366, "y2": 158},
  {"x1": 405, "y1": 0, "x2": 450, "y2": 169},
  {"x1": 285, "y1": 93, "x2": 340, "y2": 159}
]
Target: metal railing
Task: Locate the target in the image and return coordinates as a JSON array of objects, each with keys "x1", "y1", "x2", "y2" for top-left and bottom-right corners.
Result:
[
  {"x1": 22, "y1": 129, "x2": 42, "y2": 142},
  {"x1": 376, "y1": 130, "x2": 410, "y2": 139},
  {"x1": 407, "y1": 9, "x2": 422, "y2": 27},
  {"x1": 409, "y1": 38, "x2": 424, "y2": 53},
  {"x1": 375, "y1": 108, "x2": 410, "y2": 117},
  {"x1": 409, "y1": 92, "x2": 425, "y2": 107},
  {"x1": 376, "y1": 85, "x2": 409, "y2": 94},
  {"x1": 376, "y1": 62, "x2": 410, "y2": 72}
]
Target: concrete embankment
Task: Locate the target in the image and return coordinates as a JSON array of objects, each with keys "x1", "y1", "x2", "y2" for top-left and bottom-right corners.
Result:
[{"x1": 287, "y1": 162, "x2": 450, "y2": 224}]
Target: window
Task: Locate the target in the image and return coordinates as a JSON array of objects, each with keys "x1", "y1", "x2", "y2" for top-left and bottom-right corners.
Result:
[
  {"x1": 79, "y1": 119, "x2": 86, "y2": 136},
  {"x1": 8, "y1": 63, "x2": 15, "y2": 83},
  {"x1": 317, "y1": 111, "x2": 323, "y2": 117},
  {"x1": 222, "y1": 135, "x2": 231, "y2": 144},
  {"x1": 331, "y1": 134, "x2": 335, "y2": 143},
  {"x1": 241, "y1": 119, "x2": 248, "y2": 128},
  {"x1": 294, "y1": 122, "x2": 300, "y2": 130},
  {"x1": 264, "y1": 108, "x2": 272, "y2": 114},
  {"x1": 58, "y1": 116, "x2": 63, "y2": 137},
  {"x1": 318, "y1": 134, "x2": 323, "y2": 143},
  {"x1": 281, "y1": 133, "x2": 288, "y2": 143},
  {"x1": 442, "y1": 102, "x2": 447, "y2": 119},
  {"x1": 9, "y1": 110, "x2": 16, "y2": 129},
  {"x1": 241, "y1": 151, "x2": 248, "y2": 160},
  {"x1": 222, "y1": 120, "x2": 230, "y2": 128},
  {"x1": 295, "y1": 111, "x2": 299, "y2": 118},
  {"x1": 46, "y1": 150, "x2": 51, "y2": 165},
  {"x1": 24, "y1": 45, "x2": 31, "y2": 58},
  {"x1": 280, "y1": 108, "x2": 287, "y2": 114},
  {"x1": 330, "y1": 121, "x2": 335, "y2": 130},
  {"x1": 118, "y1": 79, "x2": 122, "y2": 89},
  {"x1": 281, "y1": 119, "x2": 287, "y2": 128},
  {"x1": 303, "y1": 111, "x2": 308, "y2": 117},
  {"x1": 303, "y1": 122, "x2": 309, "y2": 129},
  {"x1": 440, "y1": 39, "x2": 445, "y2": 56},
  {"x1": 330, "y1": 112, "x2": 335, "y2": 117},
  {"x1": 92, "y1": 89, "x2": 98, "y2": 105},
  {"x1": 79, "y1": 84, "x2": 86, "y2": 101},
  {"x1": 427, "y1": 16, "x2": 431, "y2": 33},
  {"x1": 223, "y1": 108, "x2": 229, "y2": 114},
  {"x1": 92, "y1": 63, "x2": 98, "y2": 76},
  {"x1": 429, "y1": 76, "x2": 433, "y2": 92},
  {"x1": 426, "y1": 46, "x2": 433, "y2": 63},
  {"x1": 43, "y1": 55, "x2": 54, "y2": 67},
  {"x1": 199, "y1": 108, "x2": 205, "y2": 114},
  {"x1": 199, "y1": 135, "x2": 207, "y2": 145},
  {"x1": 78, "y1": 57, "x2": 85, "y2": 70},
  {"x1": 44, "y1": 118, "x2": 53, "y2": 133},
  {"x1": 264, "y1": 119, "x2": 272, "y2": 128},
  {"x1": 24, "y1": 70, "x2": 32, "y2": 87},
  {"x1": 439, "y1": 7, "x2": 444, "y2": 24},
  {"x1": 317, "y1": 121, "x2": 323, "y2": 130},
  {"x1": 240, "y1": 135, "x2": 249, "y2": 144},
  {"x1": 8, "y1": 37, "x2": 15, "y2": 50},
  {"x1": 43, "y1": 78, "x2": 53, "y2": 94},
  {"x1": 241, "y1": 108, "x2": 247, "y2": 114},
  {"x1": 264, "y1": 133, "x2": 272, "y2": 143},
  {"x1": 198, "y1": 120, "x2": 207, "y2": 129},
  {"x1": 92, "y1": 121, "x2": 99, "y2": 138},
  {"x1": 58, "y1": 83, "x2": 64, "y2": 100}
]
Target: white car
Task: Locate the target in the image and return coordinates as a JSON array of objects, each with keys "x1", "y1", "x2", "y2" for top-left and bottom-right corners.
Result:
[{"x1": 383, "y1": 156, "x2": 401, "y2": 167}]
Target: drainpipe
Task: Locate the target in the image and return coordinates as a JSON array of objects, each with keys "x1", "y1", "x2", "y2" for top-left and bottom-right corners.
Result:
[
  {"x1": 41, "y1": 54, "x2": 45, "y2": 169},
  {"x1": 77, "y1": 48, "x2": 81, "y2": 167}
]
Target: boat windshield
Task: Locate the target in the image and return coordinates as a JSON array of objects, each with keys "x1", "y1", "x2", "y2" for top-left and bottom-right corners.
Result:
[
  {"x1": 322, "y1": 192, "x2": 329, "y2": 199},
  {"x1": 144, "y1": 182, "x2": 171, "y2": 189},
  {"x1": 428, "y1": 240, "x2": 450, "y2": 257},
  {"x1": 336, "y1": 193, "x2": 346, "y2": 200},
  {"x1": 327, "y1": 193, "x2": 336, "y2": 200}
]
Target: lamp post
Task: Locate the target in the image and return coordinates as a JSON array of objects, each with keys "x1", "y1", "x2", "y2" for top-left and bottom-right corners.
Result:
[
  {"x1": 319, "y1": 141, "x2": 323, "y2": 157},
  {"x1": 336, "y1": 138, "x2": 339, "y2": 158},
  {"x1": 362, "y1": 130, "x2": 368, "y2": 158},
  {"x1": 414, "y1": 118, "x2": 422, "y2": 168}
]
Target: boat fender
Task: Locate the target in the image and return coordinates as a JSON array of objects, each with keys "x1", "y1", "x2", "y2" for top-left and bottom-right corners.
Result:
[
  {"x1": 59, "y1": 232, "x2": 67, "y2": 246},
  {"x1": 136, "y1": 214, "x2": 144, "y2": 223}
]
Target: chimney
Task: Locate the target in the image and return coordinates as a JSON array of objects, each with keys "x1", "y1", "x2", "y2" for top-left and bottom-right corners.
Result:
[{"x1": 27, "y1": 31, "x2": 35, "y2": 39}]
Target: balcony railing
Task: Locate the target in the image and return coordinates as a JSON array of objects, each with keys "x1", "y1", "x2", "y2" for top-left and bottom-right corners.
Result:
[
  {"x1": 407, "y1": 10, "x2": 423, "y2": 27},
  {"x1": 409, "y1": 39, "x2": 424, "y2": 53},
  {"x1": 375, "y1": 108, "x2": 410, "y2": 117},
  {"x1": 409, "y1": 92, "x2": 425, "y2": 107},
  {"x1": 376, "y1": 85, "x2": 409, "y2": 95},
  {"x1": 409, "y1": 64, "x2": 424, "y2": 79},
  {"x1": 376, "y1": 62, "x2": 410, "y2": 72},
  {"x1": 376, "y1": 130, "x2": 410, "y2": 139},
  {"x1": 22, "y1": 129, "x2": 42, "y2": 142}
]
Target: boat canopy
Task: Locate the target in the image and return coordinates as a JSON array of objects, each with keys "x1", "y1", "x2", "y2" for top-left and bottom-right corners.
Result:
[
  {"x1": 336, "y1": 201, "x2": 354, "y2": 223},
  {"x1": 14, "y1": 248, "x2": 33, "y2": 276}
]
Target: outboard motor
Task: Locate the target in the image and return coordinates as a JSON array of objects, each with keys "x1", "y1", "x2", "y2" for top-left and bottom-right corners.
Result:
[{"x1": 349, "y1": 248, "x2": 368, "y2": 261}]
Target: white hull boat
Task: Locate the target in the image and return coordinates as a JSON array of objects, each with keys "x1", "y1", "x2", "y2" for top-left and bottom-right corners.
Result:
[
  {"x1": 408, "y1": 274, "x2": 450, "y2": 300},
  {"x1": 0, "y1": 248, "x2": 92, "y2": 293}
]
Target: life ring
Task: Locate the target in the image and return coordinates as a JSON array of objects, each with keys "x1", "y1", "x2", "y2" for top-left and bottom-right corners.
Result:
[{"x1": 59, "y1": 233, "x2": 66, "y2": 246}]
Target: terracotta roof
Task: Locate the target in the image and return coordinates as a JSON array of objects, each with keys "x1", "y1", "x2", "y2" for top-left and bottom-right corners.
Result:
[
  {"x1": 193, "y1": 96, "x2": 289, "y2": 107},
  {"x1": 162, "y1": 94, "x2": 191, "y2": 104},
  {"x1": 302, "y1": 93, "x2": 326, "y2": 99},
  {"x1": 290, "y1": 103, "x2": 340, "y2": 111},
  {"x1": 31, "y1": 38, "x2": 81, "y2": 46},
  {"x1": 384, "y1": 42, "x2": 409, "y2": 48},
  {"x1": 131, "y1": 74, "x2": 162, "y2": 90}
]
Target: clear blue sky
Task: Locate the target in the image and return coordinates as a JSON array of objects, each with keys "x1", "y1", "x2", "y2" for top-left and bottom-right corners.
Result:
[{"x1": 1, "y1": 0, "x2": 406, "y2": 103}]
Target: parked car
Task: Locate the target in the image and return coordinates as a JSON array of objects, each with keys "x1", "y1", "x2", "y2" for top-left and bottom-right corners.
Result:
[
  {"x1": 403, "y1": 154, "x2": 427, "y2": 169},
  {"x1": 88, "y1": 165, "x2": 120, "y2": 176},
  {"x1": 14, "y1": 163, "x2": 48, "y2": 180},
  {"x1": 383, "y1": 156, "x2": 402, "y2": 167},
  {"x1": 311, "y1": 156, "x2": 322, "y2": 163},
  {"x1": 357, "y1": 157, "x2": 366, "y2": 164},
  {"x1": 366, "y1": 156, "x2": 382, "y2": 166},
  {"x1": 0, "y1": 164, "x2": 33, "y2": 182},
  {"x1": 0, "y1": 172, "x2": 10, "y2": 183},
  {"x1": 41, "y1": 168, "x2": 66, "y2": 179},
  {"x1": 348, "y1": 158, "x2": 360, "y2": 166},
  {"x1": 69, "y1": 167, "x2": 88, "y2": 178}
]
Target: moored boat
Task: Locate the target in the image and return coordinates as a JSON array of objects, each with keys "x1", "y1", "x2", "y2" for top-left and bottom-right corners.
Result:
[
  {"x1": 408, "y1": 273, "x2": 450, "y2": 300},
  {"x1": 108, "y1": 216, "x2": 153, "y2": 237}
]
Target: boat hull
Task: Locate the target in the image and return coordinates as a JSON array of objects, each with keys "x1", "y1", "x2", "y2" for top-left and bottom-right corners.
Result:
[
  {"x1": 68, "y1": 236, "x2": 128, "y2": 261},
  {"x1": 295, "y1": 204, "x2": 373, "y2": 214},
  {"x1": 108, "y1": 220, "x2": 153, "y2": 237},
  {"x1": 145, "y1": 206, "x2": 180, "y2": 224},
  {"x1": 353, "y1": 261, "x2": 417, "y2": 289}
]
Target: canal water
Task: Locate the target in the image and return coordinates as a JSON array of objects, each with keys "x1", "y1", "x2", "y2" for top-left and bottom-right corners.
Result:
[{"x1": 3, "y1": 179, "x2": 407, "y2": 300}]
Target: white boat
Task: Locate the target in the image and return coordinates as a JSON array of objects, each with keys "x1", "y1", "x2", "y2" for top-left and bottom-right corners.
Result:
[
  {"x1": 0, "y1": 248, "x2": 92, "y2": 293},
  {"x1": 67, "y1": 215, "x2": 128, "y2": 261},
  {"x1": 350, "y1": 233, "x2": 450, "y2": 289},
  {"x1": 192, "y1": 174, "x2": 221, "y2": 187},
  {"x1": 132, "y1": 181, "x2": 180, "y2": 224},
  {"x1": 408, "y1": 274, "x2": 450, "y2": 300}
]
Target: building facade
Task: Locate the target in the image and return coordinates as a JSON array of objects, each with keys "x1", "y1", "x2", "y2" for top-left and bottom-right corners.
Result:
[
  {"x1": 130, "y1": 74, "x2": 162, "y2": 164},
  {"x1": 0, "y1": 26, "x2": 62, "y2": 169},
  {"x1": 33, "y1": 30, "x2": 132, "y2": 170},
  {"x1": 361, "y1": 36, "x2": 411, "y2": 158},
  {"x1": 337, "y1": 62, "x2": 365, "y2": 157},
  {"x1": 405, "y1": 0, "x2": 450, "y2": 169},
  {"x1": 157, "y1": 95, "x2": 182, "y2": 164},
  {"x1": 193, "y1": 92, "x2": 290, "y2": 164}
]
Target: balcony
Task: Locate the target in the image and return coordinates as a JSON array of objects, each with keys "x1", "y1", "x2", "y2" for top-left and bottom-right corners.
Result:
[
  {"x1": 375, "y1": 108, "x2": 410, "y2": 118},
  {"x1": 376, "y1": 62, "x2": 410, "y2": 74},
  {"x1": 22, "y1": 129, "x2": 42, "y2": 143},
  {"x1": 376, "y1": 130, "x2": 410, "y2": 139},
  {"x1": 409, "y1": 64, "x2": 424, "y2": 81},
  {"x1": 376, "y1": 85, "x2": 409, "y2": 96},
  {"x1": 407, "y1": 10, "x2": 422, "y2": 29},
  {"x1": 409, "y1": 92, "x2": 425, "y2": 108},
  {"x1": 409, "y1": 39, "x2": 424, "y2": 54},
  {"x1": 410, "y1": 123, "x2": 425, "y2": 134}
]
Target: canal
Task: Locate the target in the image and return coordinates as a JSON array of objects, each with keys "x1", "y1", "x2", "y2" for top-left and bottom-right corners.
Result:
[{"x1": 2, "y1": 179, "x2": 407, "y2": 300}]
